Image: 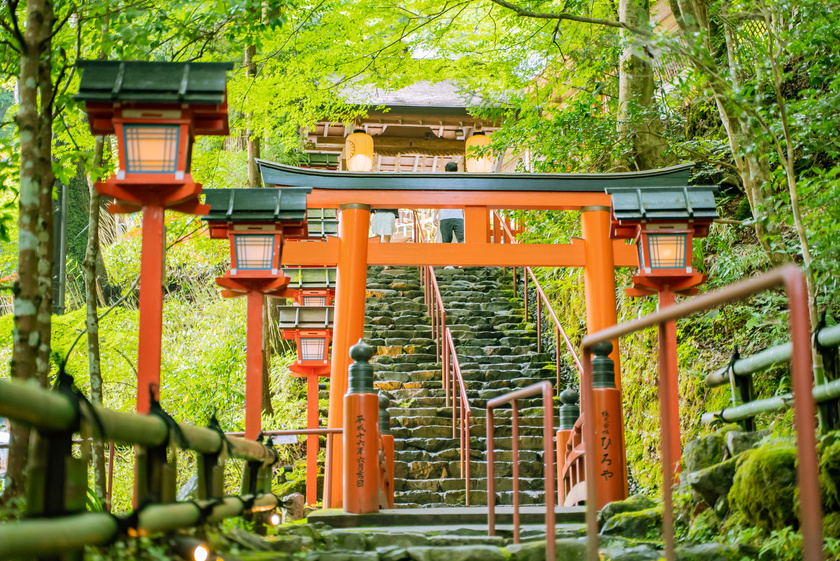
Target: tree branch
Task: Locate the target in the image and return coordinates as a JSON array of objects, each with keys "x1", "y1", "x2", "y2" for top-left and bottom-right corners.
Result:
[{"x1": 487, "y1": 0, "x2": 652, "y2": 36}]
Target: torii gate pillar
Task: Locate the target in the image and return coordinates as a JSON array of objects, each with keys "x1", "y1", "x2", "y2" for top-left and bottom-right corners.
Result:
[
  {"x1": 581, "y1": 206, "x2": 622, "y2": 385},
  {"x1": 326, "y1": 203, "x2": 371, "y2": 508},
  {"x1": 581, "y1": 205, "x2": 629, "y2": 500}
]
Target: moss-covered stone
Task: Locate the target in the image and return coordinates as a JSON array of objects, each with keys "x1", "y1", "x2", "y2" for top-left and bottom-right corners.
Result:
[
  {"x1": 366, "y1": 531, "x2": 429, "y2": 549},
  {"x1": 505, "y1": 538, "x2": 586, "y2": 561},
  {"x1": 322, "y1": 530, "x2": 367, "y2": 551},
  {"x1": 728, "y1": 441, "x2": 798, "y2": 532},
  {"x1": 601, "y1": 507, "x2": 663, "y2": 539},
  {"x1": 685, "y1": 508, "x2": 722, "y2": 542},
  {"x1": 683, "y1": 434, "x2": 725, "y2": 473},
  {"x1": 405, "y1": 544, "x2": 508, "y2": 561},
  {"x1": 725, "y1": 429, "x2": 770, "y2": 457},
  {"x1": 598, "y1": 494, "x2": 658, "y2": 529},
  {"x1": 685, "y1": 458, "x2": 737, "y2": 508},
  {"x1": 601, "y1": 544, "x2": 661, "y2": 560}
]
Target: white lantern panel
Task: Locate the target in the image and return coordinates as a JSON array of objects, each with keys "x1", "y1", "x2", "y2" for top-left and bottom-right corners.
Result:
[{"x1": 124, "y1": 124, "x2": 180, "y2": 173}]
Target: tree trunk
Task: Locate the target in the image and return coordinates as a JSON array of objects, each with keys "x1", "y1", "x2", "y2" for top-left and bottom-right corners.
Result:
[
  {"x1": 669, "y1": 0, "x2": 790, "y2": 267},
  {"x1": 3, "y1": 0, "x2": 55, "y2": 507},
  {"x1": 85, "y1": 136, "x2": 108, "y2": 507},
  {"x1": 245, "y1": 44, "x2": 261, "y2": 188},
  {"x1": 616, "y1": 0, "x2": 668, "y2": 170}
]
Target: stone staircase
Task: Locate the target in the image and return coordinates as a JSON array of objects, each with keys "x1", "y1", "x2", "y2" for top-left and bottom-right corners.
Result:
[{"x1": 364, "y1": 266, "x2": 558, "y2": 508}]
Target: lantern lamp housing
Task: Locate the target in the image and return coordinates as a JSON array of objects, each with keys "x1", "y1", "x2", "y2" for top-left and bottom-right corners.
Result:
[
  {"x1": 345, "y1": 129, "x2": 374, "y2": 172},
  {"x1": 75, "y1": 61, "x2": 233, "y2": 200},
  {"x1": 635, "y1": 224, "x2": 693, "y2": 276},
  {"x1": 465, "y1": 131, "x2": 494, "y2": 173},
  {"x1": 230, "y1": 226, "x2": 283, "y2": 276}
]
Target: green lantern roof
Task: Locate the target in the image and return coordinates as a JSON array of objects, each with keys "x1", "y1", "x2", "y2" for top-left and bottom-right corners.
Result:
[
  {"x1": 75, "y1": 60, "x2": 234, "y2": 105},
  {"x1": 202, "y1": 188, "x2": 311, "y2": 223},
  {"x1": 283, "y1": 267, "x2": 337, "y2": 288},
  {"x1": 606, "y1": 186, "x2": 719, "y2": 222},
  {"x1": 277, "y1": 306, "x2": 335, "y2": 329}
]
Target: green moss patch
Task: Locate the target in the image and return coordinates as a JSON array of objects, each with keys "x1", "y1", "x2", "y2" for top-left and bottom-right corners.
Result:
[{"x1": 728, "y1": 441, "x2": 798, "y2": 532}]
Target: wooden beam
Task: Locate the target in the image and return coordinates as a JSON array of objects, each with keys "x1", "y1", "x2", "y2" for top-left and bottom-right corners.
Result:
[
  {"x1": 281, "y1": 237, "x2": 639, "y2": 268},
  {"x1": 304, "y1": 189, "x2": 613, "y2": 210},
  {"x1": 313, "y1": 136, "x2": 465, "y2": 153}
]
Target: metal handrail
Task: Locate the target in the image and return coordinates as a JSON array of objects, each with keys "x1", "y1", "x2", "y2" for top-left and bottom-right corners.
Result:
[
  {"x1": 422, "y1": 265, "x2": 447, "y2": 366},
  {"x1": 524, "y1": 267, "x2": 584, "y2": 374},
  {"x1": 494, "y1": 211, "x2": 584, "y2": 383},
  {"x1": 443, "y1": 327, "x2": 473, "y2": 505},
  {"x1": 579, "y1": 265, "x2": 822, "y2": 561},
  {"x1": 486, "y1": 381, "x2": 555, "y2": 558}
]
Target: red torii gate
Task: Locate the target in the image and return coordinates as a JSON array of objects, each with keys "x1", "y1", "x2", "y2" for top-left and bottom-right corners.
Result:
[{"x1": 258, "y1": 160, "x2": 698, "y2": 509}]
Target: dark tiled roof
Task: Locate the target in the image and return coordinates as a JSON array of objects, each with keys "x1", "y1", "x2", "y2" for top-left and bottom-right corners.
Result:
[
  {"x1": 202, "y1": 188, "x2": 311, "y2": 223},
  {"x1": 607, "y1": 186, "x2": 719, "y2": 221},
  {"x1": 256, "y1": 159, "x2": 703, "y2": 192},
  {"x1": 75, "y1": 61, "x2": 233, "y2": 105}
]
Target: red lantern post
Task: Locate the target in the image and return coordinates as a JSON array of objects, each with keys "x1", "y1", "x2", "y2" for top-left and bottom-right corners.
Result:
[
  {"x1": 609, "y1": 186, "x2": 719, "y2": 481},
  {"x1": 203, "y1": 188, "x2": 311, "y2": 440},
  {"x1": 76, "y1": 60, "x2": 233, "y2": 413}
]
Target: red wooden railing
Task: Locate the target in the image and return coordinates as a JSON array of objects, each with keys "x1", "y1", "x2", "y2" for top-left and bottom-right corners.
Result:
[
  {"x1": 579, "y1": 265, "x2": 822, "y2": 561},
  {"x1": 486, "y1": 381, "x2": 556, "y2": 558}
]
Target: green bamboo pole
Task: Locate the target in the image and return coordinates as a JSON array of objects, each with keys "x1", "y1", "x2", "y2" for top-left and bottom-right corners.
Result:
[
  {"x1": 0, "y1": 512, "x2": 118, "y2": 557},
  {"x1": 0, "y1": 378, "x2": 275, "y2": 465},
  {"x1": 701, "y1": 378, "x2": 840, "y2": 424},
  {"x1": 0, "y1": 495, "x2": 280, "y2": 557},
  {"x1": 705, "y1": 323, "x2": 840, "y2": 388}
]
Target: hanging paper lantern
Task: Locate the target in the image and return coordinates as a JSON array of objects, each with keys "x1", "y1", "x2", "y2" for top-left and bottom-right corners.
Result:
[
  {"x1": 345, "y1": 129, "x2": 373, "y2": 171},
  {"x1": 465, "y1": 132, "x2": 494, "y2": 173}
]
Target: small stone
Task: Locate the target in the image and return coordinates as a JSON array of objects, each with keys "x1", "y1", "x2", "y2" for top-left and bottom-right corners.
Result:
[
  {"x1": 726, "y1": 429, "x2": 770, "y2": 457},
  {"x1": 597, "y1": 494, "x2": 657, "y2": 529},
  {"x1": 600, "y1": 506, "x2": 663, "y2": 539},
  {"x1": 684, "y1": 458, "x2": 737, "y2": 508},
  {"x1": 281, "y1": 492, "x2": 305, "y2": 523},
  {"x1": 683, "y1": 434, "x2": 725, "y2": 473}
]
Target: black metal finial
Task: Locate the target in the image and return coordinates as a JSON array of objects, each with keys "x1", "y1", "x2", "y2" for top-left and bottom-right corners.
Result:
[
  {"x1": 347, "y1": 339, "x2": 374, "y2": 394},
  {"x1": 592, "y1": 341, "x2": 616, "y2": 389},
  {"x1": 378, "y1": 393, "x2": 391, "y2": 435},
  {"x1": 558, "y1": 389, "x2": 580, "y2": 430}
]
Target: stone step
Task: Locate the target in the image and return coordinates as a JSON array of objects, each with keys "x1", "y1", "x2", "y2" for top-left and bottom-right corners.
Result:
[
  {"x1": 396, "y1": 476, "x2": 547, "y2": 493},
  {"x1": 391, "y1": 423, "x2": 546, "y2": 440},
  {"x1": 392, "y1": 414, "x2": 550, "y2": 429},
  {"x1": 394, "y1": 489, "x2": 546, "y2": 507}
]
